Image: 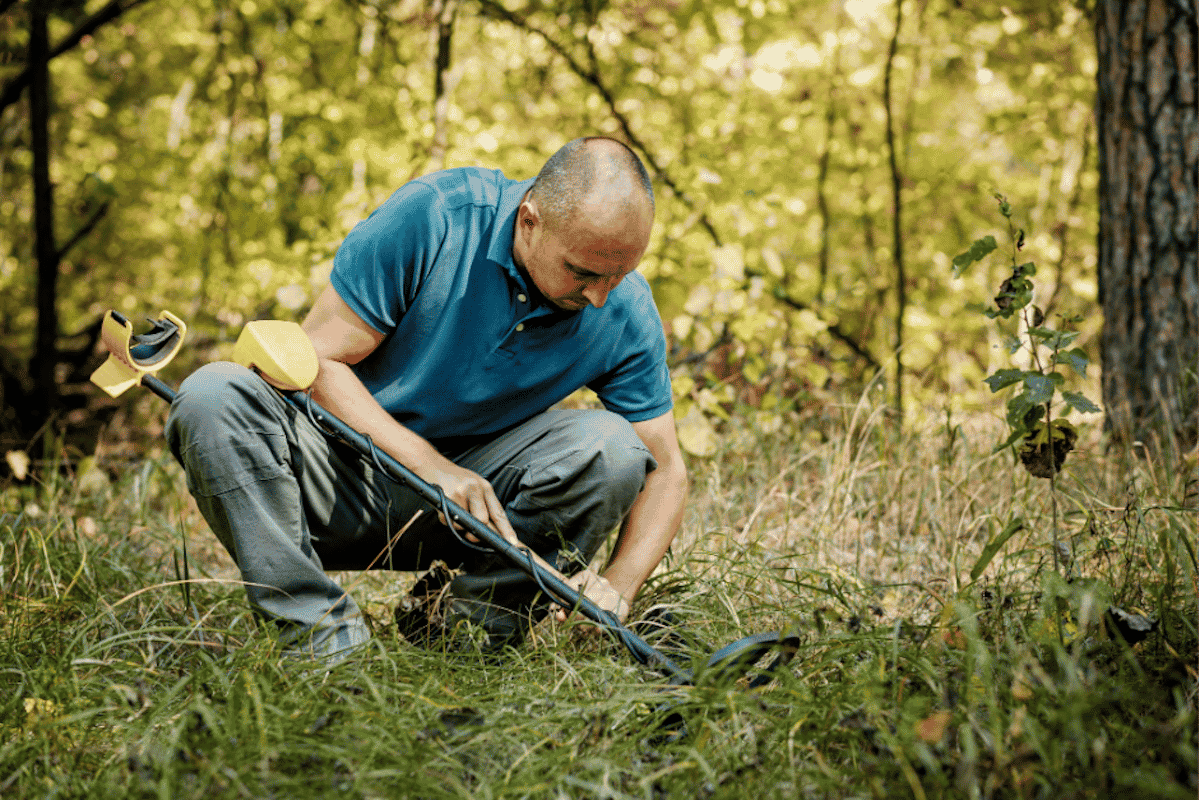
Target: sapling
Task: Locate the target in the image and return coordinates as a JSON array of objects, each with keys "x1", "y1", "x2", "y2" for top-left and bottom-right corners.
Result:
[
  {"x1": 951, "y1": 194, "x2": 1101, "y2": 590},
  {"x1": 951, "y1": 192, "x2": 1101, "y2": 478}
]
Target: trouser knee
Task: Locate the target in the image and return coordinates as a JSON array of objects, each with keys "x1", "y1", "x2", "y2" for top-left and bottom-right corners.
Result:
[
  {"x1": 168, "y1": 362, "x2": 274, "y2": 436},
  {"x1": 503, "y1": 410, "x2": 656, "y2": 566},
  {"x1": 572, "y1": 411, "x2": 657, "y2": 514},
  {"x1": 165, "y1": 361, "x2": 292, "y2": 501}
]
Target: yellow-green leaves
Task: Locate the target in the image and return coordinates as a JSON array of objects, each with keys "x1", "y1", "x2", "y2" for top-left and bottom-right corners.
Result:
[{"x1": 675, "y1": 404, "x2": 719, "y2": 457}]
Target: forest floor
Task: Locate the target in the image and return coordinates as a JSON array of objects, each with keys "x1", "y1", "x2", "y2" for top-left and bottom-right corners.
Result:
[{"x1": 1, "y1": 395, "x2": 1196, "y2": 799}]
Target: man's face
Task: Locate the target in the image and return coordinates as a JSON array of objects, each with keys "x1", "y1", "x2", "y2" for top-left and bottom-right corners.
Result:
[{"x1": 513, "y1": 194, "x2": 651, "y2": 311}]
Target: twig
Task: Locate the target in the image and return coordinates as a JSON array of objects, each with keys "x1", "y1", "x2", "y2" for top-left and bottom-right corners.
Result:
[
  {"x1": 773, "y1": 291, "x2": 882, "y2": 372},
  {"x1": 0, "y1": 0, "x2": 152, "y2": 116},
  {"x1": 476, "y1": 0, "x2": 721, "y2": 245},
  {"x1": 56, "y1": 201, "x2": 110, "y2": 262}
]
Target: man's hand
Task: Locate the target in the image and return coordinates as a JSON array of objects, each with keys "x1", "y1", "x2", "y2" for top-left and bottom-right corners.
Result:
[
  {"x1": 553, "y1": 568, "x2": 630, "y2": 625},
  {"x1": 415, "y1": 457, "x2": 519, "y2": 547}
]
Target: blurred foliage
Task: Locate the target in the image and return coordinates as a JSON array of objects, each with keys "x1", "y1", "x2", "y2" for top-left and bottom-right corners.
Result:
[{"x1": 0, "y1": 0, "x2": 1100, "y2": 453}]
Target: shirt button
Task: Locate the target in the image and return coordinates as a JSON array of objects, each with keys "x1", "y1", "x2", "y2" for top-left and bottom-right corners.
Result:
[
  {"x1": 517, "y1": 294, "x2": 527, "y2": 303},
  {"x1": 515, "y1": 323, "x2": 525, "y2": 332}
]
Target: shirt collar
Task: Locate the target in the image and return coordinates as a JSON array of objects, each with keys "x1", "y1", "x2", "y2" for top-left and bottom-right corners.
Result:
[
  {"x1": 488, "y1": 176, "x2": 577, "y2": 320},
  {"x1": 488, "y1": 176, "x2": 536, "y2": 290}
]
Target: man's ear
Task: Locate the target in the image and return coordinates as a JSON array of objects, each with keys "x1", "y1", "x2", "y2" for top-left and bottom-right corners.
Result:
[{"x1": 517, "y1": 194, "x2": 541, "y2": 231}]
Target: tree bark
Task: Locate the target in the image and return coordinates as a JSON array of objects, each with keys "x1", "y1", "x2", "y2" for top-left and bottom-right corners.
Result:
[
  {"x1": 1095, "y1": 0, "x2": 1199, "y2": 453},
  {"x1": 30, "y1": 3, "x2": 60, "y2": 412}
]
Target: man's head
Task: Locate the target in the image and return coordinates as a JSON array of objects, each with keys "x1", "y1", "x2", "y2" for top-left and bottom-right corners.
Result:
[{"x1": 512, "y1": 137, "x2": 655, "y2": 311}]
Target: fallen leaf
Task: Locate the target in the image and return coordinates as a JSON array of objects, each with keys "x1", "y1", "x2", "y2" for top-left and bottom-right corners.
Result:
[
  {"x1": 1010, "y1": 674, "x2": 1034, "y2": 701},
  {"x1": 916, "y1": 710, "x2": 952, "y2": 743},
  {"x1": 23, "y1": 697, "x2": 60, "y2": 726},
  {"x1": 77, "y1": 456, "x2": 111, "y2": 496},
  {"x1": 942, "y1": 627, "x2": 968, "y2": 649}
]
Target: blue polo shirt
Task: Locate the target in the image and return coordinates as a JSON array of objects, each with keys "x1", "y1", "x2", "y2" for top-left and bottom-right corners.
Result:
[{"x1": 329, "y1": 167, "x2": 673, "y2": 445}]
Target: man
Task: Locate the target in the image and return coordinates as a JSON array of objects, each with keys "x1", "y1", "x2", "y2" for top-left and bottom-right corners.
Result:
[{"x1": 167, "y1": 136, "x2": 688, "y2": 662}]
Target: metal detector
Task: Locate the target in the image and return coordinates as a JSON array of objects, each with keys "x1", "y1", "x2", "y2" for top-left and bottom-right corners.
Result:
[{"x1": 91, "y1": 310, "x2": 799, "y2": 689}]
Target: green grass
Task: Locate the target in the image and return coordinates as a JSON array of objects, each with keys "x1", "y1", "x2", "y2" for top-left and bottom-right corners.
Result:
[{"x1": 1, "y1": 401, "x2": 1196, "y2": 799}]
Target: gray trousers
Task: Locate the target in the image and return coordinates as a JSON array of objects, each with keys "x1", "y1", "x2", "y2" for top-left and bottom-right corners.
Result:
[{"x1": 165, "y1": 362, "x2": 656, "y2": 661}]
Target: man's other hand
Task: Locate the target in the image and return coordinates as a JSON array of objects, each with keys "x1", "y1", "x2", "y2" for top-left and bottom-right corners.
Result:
[{"x1": 554, "y1": 568, "x2": 630, "y2": 626}]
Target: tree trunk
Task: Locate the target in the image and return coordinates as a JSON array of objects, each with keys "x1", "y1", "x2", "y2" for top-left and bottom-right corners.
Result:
[
  {"x1": 884, "y1": 0, "x2": 906, "y2": 424},
  {"x1": 1095, "y1": 0, "x2": 1198, "y2": 453},
  {"x1": 428, "y1": 0, "x2": 458, "y2": 172},
  {"x1": 30, "y1": 3, "x2": 60, "y2": 414}
]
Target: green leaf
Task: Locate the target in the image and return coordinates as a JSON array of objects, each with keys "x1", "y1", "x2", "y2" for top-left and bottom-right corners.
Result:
[
  {"x1": 983, "y1": 368, "x2": 1025, "y2": 393},
  {"x1": 971, "y1": 517, "x2": 1025, "y2": 581},
  {"x1": 951, "y1": 235, "x2": 998, "y2": 277},
  {"x1": 995, "y1": 193, "x2": 1012, "y2": 217},
  {"x1": 1062, "y1": 391, "x2": 1101, "y2": 414},
  {"x1": 1023, "y1": 373, "x2": 1056, "y2": 405},
  {"x1": 992, "y1": 425, "x2": 1027, "y2": 453},
  {"x1": 1003, "y1": 334, "x2": 1023, "y2": 354},
  {"x1": 1053, "y1": 330, "x2": 1081, "y2": 349},
  {"x1": 1028, "y1": 328, "x2": 1081, "y2": 350},
  {"x1": 1054, "y1": 348, "x2": 1089, "y2": 377},
  {"x1": 1006, "y1": 391, "x2": 1041, "y2": 429},
  {"x1": 1016, "y1": 261, "x2": 1036, "y2": 277}
]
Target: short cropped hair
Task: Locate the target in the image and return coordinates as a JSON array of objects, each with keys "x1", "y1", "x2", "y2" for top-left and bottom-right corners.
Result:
[{"x1": 531, "y1": 137, "x2": 654, "y2": 231}]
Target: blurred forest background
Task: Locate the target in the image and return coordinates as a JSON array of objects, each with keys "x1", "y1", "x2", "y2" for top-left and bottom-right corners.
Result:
[{"x1": 0, "y1": 0, "x2": 1195, "y2": 465}]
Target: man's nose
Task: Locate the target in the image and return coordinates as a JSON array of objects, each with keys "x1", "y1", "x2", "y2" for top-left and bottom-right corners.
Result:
[{"x1": 583, "y1": 275, "x2": 621, "y2": 308}]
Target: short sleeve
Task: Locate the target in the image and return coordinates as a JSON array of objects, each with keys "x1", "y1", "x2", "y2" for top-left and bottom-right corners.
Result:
[
  {"x1": 589, "y1": 280, "x2": 674, "y2": 422},
  {"x1": 330, "y1": 183, "x2": 448, "y2": 334}
]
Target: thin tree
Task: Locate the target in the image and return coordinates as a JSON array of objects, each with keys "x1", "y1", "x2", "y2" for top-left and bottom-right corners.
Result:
[
  {"x1": 428, "y1": 0, "x2": 458, "y2": 171},
  {"x1": 1, "y1": 0, "x2": 146, "y2": 438},
  {"x1": 883, "y1": 0, "x2": 906, "y2": 423},
  {"x1": 29, "y1": 3, "x2": 57, "y2": 412}
]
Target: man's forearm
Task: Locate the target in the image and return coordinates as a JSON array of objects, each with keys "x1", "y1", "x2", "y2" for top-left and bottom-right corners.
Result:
[
  {"x1": 600, "y1": 451, "x2": 688, "y2": 603},
  {"x1": 309, "y1": 357, "x2": 445, "y2": 475}
]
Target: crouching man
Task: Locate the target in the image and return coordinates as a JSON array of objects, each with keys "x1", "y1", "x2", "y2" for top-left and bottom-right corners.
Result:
[{"x1": 166, "y1": 136, "x2": 688, "y2": 662}]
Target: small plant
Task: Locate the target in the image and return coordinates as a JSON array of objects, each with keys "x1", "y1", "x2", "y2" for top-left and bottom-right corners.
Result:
[{"x1": 951, "y1": 193, "x2": 1101, "y2": 478}]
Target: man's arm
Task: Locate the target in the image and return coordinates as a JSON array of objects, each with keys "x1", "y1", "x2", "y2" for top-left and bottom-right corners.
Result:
[
  {"x1": 604, "y1": 410, "x2": 688, "y2": 603},
  {"x1": 557, "y1": 410, "x2": 687, "y2": 624},
  {"x1": 554, "y1": 410, "x2": 686, "y2": 625},
  {"x1": 301, "y1": 284, "x2": 518, "y2": 543}
]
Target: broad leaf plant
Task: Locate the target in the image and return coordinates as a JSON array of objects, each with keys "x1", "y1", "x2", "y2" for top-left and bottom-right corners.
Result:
[{"x1": 952, "y1": 193, "x2": 1101, "y2": 479}]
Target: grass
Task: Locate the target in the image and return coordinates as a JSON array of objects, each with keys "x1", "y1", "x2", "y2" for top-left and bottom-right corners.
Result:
[{"x1": 1, "y1": 395, "x2": 1196, "y2": 799}]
